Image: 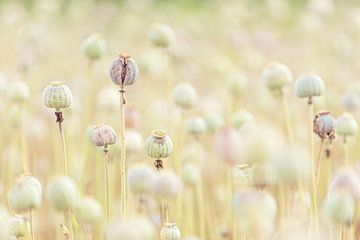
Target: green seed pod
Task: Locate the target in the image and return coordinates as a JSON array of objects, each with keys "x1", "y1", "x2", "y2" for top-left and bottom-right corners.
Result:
[
  {"x1": 295, "y1": 75, "x2": 325, "y2": 98},
  {"x1": 181, "y1": 163, "x2": 200, "y2": 186},
  {"x1": 226, "y1": 72, "x2": 248, "y2": 98},
  {"x1": 8, "y1": 216, "x2": 26, "y2": 238},
  {"x1": 109, "y1": 55, "x2": 138, "y2": 86},
  {"x1": 148, "y1": 23, "x2": 175, "y2": 48},
  {"x1": 171, "y1": 82, "x2": 198, "y2": 109},
  {"x1": 144, "y1": 130, "x2": 173, "y2": 159},
  {"x1": 8, "y1": 175, "x2": 42, "y2": 213},
  {"x1": 323, "y1": 191, "x2": 355, "y2": 225},
  {"x1": 204, "y1": 111, "x2": 225, "y2": 133},
  {"x1": 43, "y1": 81, "x2": 72, "y2": 111},
  {"x1": 80, "y1": 33, "x2": 107, "y2": 60},
  {"x1": 231, "y1": 110, "x2": 255, "y2": 129},
  {"x1": 336, "y1": 112, "x2": 358, "y2": 137},
  {"x1": 75, "y1": 197, "x2": 103, "y2": 225},
  {"x1": 91, "y1": 123, "x2": 117, "y2": 147},
  {"x1": 46, "y1": 176, "x2": 80, "y2": 212},
  {"x1": 262, "y1": 62, "x2": 292, "y2": 92},
  {"x1": 127, "y1": 164, "x2": 156, "y2": 195},
  {"x1": 7, "y1": 81, "x2": 30, "y2": 103},
  {"x1": 160, "y1": 223, "x2": 181, "y2": 240},
  {"x1": 185, "y1": 117, "x2": 207, "y2": 135}
]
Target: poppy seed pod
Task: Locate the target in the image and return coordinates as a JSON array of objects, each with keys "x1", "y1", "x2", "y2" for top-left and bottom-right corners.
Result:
[
  {"x1": 8, "y1": 216, "x2": 26, "y2": 238},
  {"x1": 226, "y1": 72, "x2": 248, "y2": 97},
  {"x1": 231, "y1": 110, "x2": 255, "y2": 129},
  {"x1": 160, "y1": 223, "x2": 181, "y2": 240},
  {"x1": 125, "y1": 107, "x2": 141, "y2": 128},
  {"x1": 43, "y1": 81, "x2": 72, "y2": 111},
  {"x1": 109, "y1": 55, "x2": 138, "y2": 86},
  {"x1": 125, "y1": 130, "x2": 144, "y2": 154},
  {"x1": 295, "y1": 75, "x2": 325, "y2": 98},
  {"x1": 313, "y1": 111, "x2": 335, "y2": 142},
  {"x1": 8, "y1": 81, "x2": 30, "y2": 103},
  {"x1": 75, "y1": 197, "x2": 103, "y2": 224},
  {"x1": 323, "y1": 191, "x2": 355, "y2": 225},
  {"x1": 148, "y1": 23, "x2": 175, "y2": 48},
  {"x1": 262, "y1": 62, "x2": 292, "y2": 92},
  {"x1": 215, "y1": 128, "x2": 242, "y2": 165},
  {"x1": 46, "y1": 176, "x2": 80, "y2": 212},
  {"x1": 127, "y1": 164, "x2": 156, "y2": 195},
  {"x1": 145, "y1": 130, "x2": 173, "y2": 159},
  {"x1": 91, "y1": 124, "x2": 117, "y2": 147},
  {"x1": 106, "y1": 218, "x2": 155, "y2": 240},
  {"x1": 80, "y1": 33, "x2": 107, "y2": 60},
  {"x1": 8, "y1": 175, "x2": 42, "y2": 213},
  {"x1": 171, "y1": 82, "x2": 198, "y2": 109},
  {"x1": 204, "y1": 111, "x2": 225, "y2": 133},
  {"x1": 181, "y1": 163, "x2": 200, "y2": 186},
  {"x1": 185, "y1": 117, "x2": 207, "y2": 135},
  {"x1": 329, "y1": 169, "x2": 360, "y2": 200},
  {"x1": 336, "y1": 113, "x2": 358, "y2": 137},
  {"x1": 154, "y1": 171, "x2": 181, "y2": 199}
]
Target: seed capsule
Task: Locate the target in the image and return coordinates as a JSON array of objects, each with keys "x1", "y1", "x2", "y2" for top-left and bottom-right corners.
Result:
[
  {"x1": 106, "y1": 217, "x2": 155, "y2": 240},
  {"x1": 226, "y1": 72, "x2": 248, "y2": 98},
  {"x1": 91, "y1": 124, "x2": 117, "y2": 147},
  {"x1": 109, "y1": 54, "x2": 138, "y2": 86},
  {"x1": 154, "y1": 171, "x2": 181, "y2": 199},
  {"x1": 185, "y1": 117, "x2": 207, "y2": 135},
  {"x1": 336, "y1": 112, "x2": 358, "y2": 137},
  {"x1": 8, "y1": 216, "x2": 26, "y2": 238},
  {"x1": 323, "y1": 191, "x2": 355, "y2": 225},
  {"x1": 80, "y1": 33, "x2": 107, "y2": 60},
  {"x1": 171, "y1": 82, "x2": 198, "y2": 109},
  {"x1": 295, "y1": 75, "x2": 325, "y2": 98},
  {"x1": 313, "y1": 111, "x2": 335, "y2": 142},
  {"x1": 215, "y1": 128, "x2": 242, "y2": 165},
  {"x1": 8, "y1": 81, "x2": 30, "y2": 103},
  {"x1": 145, "y1": 130, "x2": 173, "y2": 159},
  {"x1": 127, "y1": 164, "x2": 156, "y2": 195},
  {"x1": 8, "y1": 175, "x2": 42, "y2": 213},
  {"x1": 43, "y1": 81, "x2": 72, "y2": 111},
  {"x1": 148, "y1": 23, "x2": 175, "y2": 48},
  {"x1": 46, "y1": 176, "x2": 80, "y2": 212},
  {"x1": 160, "y1": 223, "x2": 181, "y2": 240},
  {"x1": 262, "y1": 62, "x2": 292, "y2": 92},
  {"x1": 75, "y1": 197, "x2": 103, "y2": 224}
]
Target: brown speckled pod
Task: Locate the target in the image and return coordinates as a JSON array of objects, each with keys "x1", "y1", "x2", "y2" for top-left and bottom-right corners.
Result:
[{"x1": 109, "y1": 55, "x2": 138, "y2": 86}]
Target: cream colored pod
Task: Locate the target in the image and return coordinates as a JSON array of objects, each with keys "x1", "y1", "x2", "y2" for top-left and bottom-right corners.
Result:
[
  {"x1": 323, "y1": 191, "x2": 355, "y2": 225},
  {"x1": 261, "y1": 62, "x2": 292, "y2": 93},
  {"x1": 8, "y1": 216, "x2": 26, "y2": 238},
  {"x1": 91, "y1": 124, "x2": 117, "y2": 147},
  {"x1": 127, "y1": 164, "x2": 157, "y2": 195},
  {"x1": 171, "y1": 82, "x2": 198, "y2": 109},
  {"x1": 185, "y1": 117, "x2": 207, "y2": 135},
  {"x1": 148, "y1": 23, "x2": 175, "y2": 48},
  {"x1": 106, "y1": 217, "x2": 155, "y2": 240},
  {"x1": 80, "y1": 33, "x2": 107, "y2": 60},
  {"x1": 295, "y1": 75, "x2": 325, "y2": 98},
  {"x1": 231, "y1": 110, "x2": 255, "y2": 130},
  {"x1": 43, "y1": 81, "x2": 72, "y2": 111},
  {"x1": 7, "y1": 81, "x2": 30, "y2": 103},
  {"x1": 160, "y1": 223, "x2": 181, "y2": 240},
  {"x1": 226, "y1": 72, "x2": 248, "y2": 98},
  {"x1": 8, "y1": 175, "x2": 42, "y2": 213},
  {"x1": 214, "y1": 127, "x2": 242, "y2": 165},
  {"x1": 181, "y1": 163, "x2": 200, "y2": 186},
  {"x1": 336, "y1": 113, "x2": 358, "y2": 138},
  {"x1": 46, "y1": 176, "x2": 80, "y2": 212},
  {"x1": 75, "y1": 197, "x2": 103, "y2": 225},
  {"x1": 154, "y1": 170, "x2": 181, "y2": 199},
  {"x1": 125, "y1": 130, "x2": 144, "y2": 154},
  {"x1": 109, "y1": 55, "x2": 139, "y2": 86}
]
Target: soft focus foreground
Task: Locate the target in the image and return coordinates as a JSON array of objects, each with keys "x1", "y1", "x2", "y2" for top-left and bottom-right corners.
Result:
[{"x1": 0, "y1": 0, "x2": 360, "y2": 239}]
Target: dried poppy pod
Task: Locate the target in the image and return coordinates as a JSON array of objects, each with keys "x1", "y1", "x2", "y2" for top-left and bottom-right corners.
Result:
[
  {"x1": 262, "y1": 62, "x2": 292, "y2": 93},
  {"x1": 336, "y1": 112, "x2": 358, "y2": 139},
  {"x1": 43, "y1": 81, "x2": 72, "y2": 111},
  {"x1": 148, "y1": 23, "x2": 176, "y2": 48},
  {"x1": 313, "y1": 111, "x2": 335, "y2": 142},
  {"x1": 8, "y1": 175, "x2": 42, "y2": 213},
  {"x1": 295, "y1": 75, "x2": 325, "y2": 100},
  {"x1": 160, "y1": 223, "x2": 181, "y2": 240},
  {"x1": 80, "y1": 33, "x2": 107, "y2": 60},
  {"x1": 144, "y1": 130, "x2": 173, "y2": 170},
  {"x1": 8, "y1": 215, "x2": 26, "y2": 238},
  {"x1": 109, "y1": 54, "x2": 139, "y2": 86},
  {"x1": 91, "y1": 123, "x2": 117, "y2": 147},
  {"x1": 46, "y1": 176, "x2": 80, "y2": 212}
]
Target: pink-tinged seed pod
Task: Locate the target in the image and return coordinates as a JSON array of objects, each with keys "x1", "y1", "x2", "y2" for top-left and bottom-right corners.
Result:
[
  {"x1": 127, "y1": 164, "x2": 157, "y2": 195},
  {"x1": 215, "y1": 128, "x2": 242, "y2": 165},
  {"x1": 109, "y1": 54, "x2": 139, "y2": 86},
  {"x1": 8, "y1": 175, "x2": 42, "y2": 213},
  {"x1": 154, "y1": 171, "x2": 181, "y2": 199},
  {"x1": 160, "y1": 223, "x2": 181, "y2": 240},
  {"x1": 91, "y1": 124, "x2": 117, "y2": 147},
  {"x1": 329, "y1": 169, "x2": 360, "y2": 200},
  {"x1": 313, "y1": 111, "x2": 335, "y2": 142},
  {"x1": 125, "y1": 107, "x2": 141, "y2": 128}
]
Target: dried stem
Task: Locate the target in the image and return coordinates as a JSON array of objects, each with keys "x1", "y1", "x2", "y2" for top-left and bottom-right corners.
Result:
[
  {"x1": 104, "y1": 146, "x2": 110, "y2": 223},
  {"x1": 315, "y1": 139, "x2": 324, "y2": 193},
  {"x1": 29, "y1": 208, "x2": 35, "y2": 240},
  {"x1": 56, "y1": 111, "x2": 68, "y2": 176},
  {"x1": 281, "y1": 90, "x2": 295, "y2": 150},
  {"x1": 119, "y1": 87, "x2": 127, "y2": 220}
]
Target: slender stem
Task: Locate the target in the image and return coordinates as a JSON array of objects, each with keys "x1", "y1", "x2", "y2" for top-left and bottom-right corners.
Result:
[
  {"x1": 119, "y1": 87, "x2": 127, "y2": 220},
  {"x1": 281, "y1": 91, "x2": 295, "y2": 150},
  {"x1": 86, "y1": 60, "x2": 94, "y2": 123},
  {"x1": 104, "y1": 146, "x2": 110, "y2": 223},
  {"x1": 20, "y1": 104, "x2": 29, "y2": 173},
  {"x1": 344, "y1": 137, "x2": 350, "y2": 166},
  {"x1": 197, "y1": 180, "x2": 206, "y2": 240},
  {"x1": 164, "y1": 197, "x2": 169, "y2": 223},
  {"x1": 68, "y1": 211, "x2": 74, "y2": 240},
  {"x1": 56, "y1": 111, "x2": 68, "y2": 176},
  {"x1": 29, "y1": 208, "x2": 34, "y2": 240},
  {"x1": 315, "y1": 140, "x2": 324, "y2": 193}
]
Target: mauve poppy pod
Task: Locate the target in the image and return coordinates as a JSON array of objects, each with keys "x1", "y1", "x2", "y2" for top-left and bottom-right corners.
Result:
[{"x1": 109, "y1": 55, "x2": 138, "y2": 86}]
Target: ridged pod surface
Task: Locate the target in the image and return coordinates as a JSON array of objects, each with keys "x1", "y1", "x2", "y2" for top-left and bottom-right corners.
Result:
[
  {"x1": 262, "y1": 62, "x2": 292, "y2": 91},
  {"x1": 336, "y1": 113, "x2": 358, "y2": 137},
  {"x1": 109, "y1": 56, "x2": 138, "y2": 86},
  {"x1": 43, "y1": 81, "x2": 72, "y2": 111},
  {"x1": 295, "y1": 75, "x2": 325, "y2": 98},
  {"x1": 145, "y1": 130, "x2": 173, "y2": 159},
  {"x1": 91, "y1": 123, "x2": 117, "y2": 147},
  {"x1": 160, "y1": 223, "x2": 181, "y2": 240}
]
